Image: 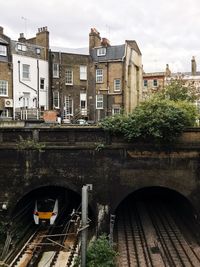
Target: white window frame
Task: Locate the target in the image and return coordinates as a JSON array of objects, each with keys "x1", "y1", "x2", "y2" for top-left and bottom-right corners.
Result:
[
  {"x1": 65, "y1": 68, "x2": 73, "y2": 85},
  {"x1": 114, "y1": 79, "x2": 121, "y2": 91},
  {"x1": 36, "y1": 48, "x2": 41, "y2": 55},
  {"x1": 0, "y1": 80, "x2": 8, "y2": 96},
  {"x1": 96, "y1": 69, "x2": 103, "y2": 83},
  {"x1": 64, "y1": 95, "x2": 73, "y2": 116},
  {"x1": 97, "y1": 47, "x2": 106, "y2": 56},
  {"x1": 80, "y1": 65, "x2": 87, "y2": 80},
  {"x1": 112, "y1": 105, "x2": 121, "y2": 115},
  {"x1": 17, "y1": 43, "x2": 27, "y2": 51},
  {"x1": 0, "y1": 45, "x2": 7, "y2": 56},
  {"x1": 96, "y1": 94, "x2": 104, "y2": 109},
  {"x1": 53, "y1": 63, "x2": 59, "y2": 78},
  {"x1": 53, "y1": 91, "x2": 59, "y2": 109},
  {"x1": 22, "y1": 64, "x2": 30, "y2": 80}
]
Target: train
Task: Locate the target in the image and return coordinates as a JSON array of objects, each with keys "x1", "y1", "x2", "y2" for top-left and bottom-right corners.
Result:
[{"x1": 33, "y1": 198, "x2": 58, "y2": 225}]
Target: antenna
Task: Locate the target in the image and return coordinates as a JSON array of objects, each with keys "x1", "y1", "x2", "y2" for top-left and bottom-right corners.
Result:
[
  {"x1": 21, "y1": 16, "x2": 28, "y2": 36},
  {"x1": 105, "y1": 24, "x2": 111, "y2": 40}
]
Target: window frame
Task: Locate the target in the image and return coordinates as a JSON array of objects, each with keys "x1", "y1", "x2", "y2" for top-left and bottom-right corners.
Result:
[
  {"x1": 153, "y1": 79, "x2": 158, "y2": 87},
  {"x1": 40, "y1": 78, "x2": 45, "y2": 90},
  {"x1": 0, "y1": 80, "x2": 8, "y2": 96},
  {"x1": 22, "y1": 64, "x2": 30, "y2": 80},
  {"x1": 96, "y1": 94, "x2": 104, "y2": 109},
  {"x1": 0, "y1": 44, "x2": 7, "y2": 56},
  {"x1": 114, "y1": 79, "x2": 121, "y2": 92},
  {"x1": 97, "y1": 47, "x2": 106, "y2": 56},
  {"x1": 80, "y1": 65, "x2": 87, "y2": 80},
  {"x1": 65, "y1": 68, "x2": 73, "y2": 85},
  {"x1": 96, "y1": 69, "x2": 103, "y2": 83},
  {"x1": 53, "y1": 91, "x2": 59, "y2": 109},
  {"x1": 144, "y1": 79, "x2": 148, "y2": 87},
  {"x1": 112, "y1": 106, "x2": 121, "y2": 115},
  {"x1": 53, "y1": 63, "x2": 59, "y2": 78},
  {"x1": 17, "y1": 43, "x2": 27, "y2": 52}
]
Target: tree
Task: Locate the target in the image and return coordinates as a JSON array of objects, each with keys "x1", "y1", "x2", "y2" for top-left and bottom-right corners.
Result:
[
  {"x1": 101, "y1": 98, "x2": 197, "y2": 144},
  {"x1": 160, "y1": 79, "x2": 197, "y2": 102}
]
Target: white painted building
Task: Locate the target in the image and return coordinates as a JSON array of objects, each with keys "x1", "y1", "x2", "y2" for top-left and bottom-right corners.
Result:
[{"x1": 11, "y1": 28, "x2": 49, "y2": 120}]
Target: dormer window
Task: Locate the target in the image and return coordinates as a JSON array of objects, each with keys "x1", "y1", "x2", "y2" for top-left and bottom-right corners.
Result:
[
  {"x1": 97, "y1": 47, "x2": 106, "y2": 56},
  {"x1": 17, "y1": 43, "x2": 27, "y2": 52},
  {"x1": 0, "y1": 45, "x2": 7, "y2": 56}
]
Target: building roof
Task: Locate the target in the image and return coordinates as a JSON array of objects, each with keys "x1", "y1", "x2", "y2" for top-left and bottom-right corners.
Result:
[
  {"x1": 51, "y1": 46, "x2": 89, "y2": 55},
  {"x1": 126, "y1": 40, "x2": 142, "y2": 55},
  {"x1": 91, "y1": 44, "x2": 125, "y2": 62},
  {"x1": 0, "y1": 37, "x2": 8, "y2": 45}
]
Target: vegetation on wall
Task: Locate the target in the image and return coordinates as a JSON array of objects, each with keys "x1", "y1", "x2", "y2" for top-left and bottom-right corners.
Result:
[
  {"x1": 17, "y1": 136, "x2": 45, "y2": 152},
  {"x1": 101, "y1": 81, "x2": 198, "y2": 144}
]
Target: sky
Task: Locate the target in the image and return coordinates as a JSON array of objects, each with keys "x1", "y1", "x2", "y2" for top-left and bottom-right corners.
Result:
[{"x1": 1, "y1": 0, "x2": 200, "y2": 73}]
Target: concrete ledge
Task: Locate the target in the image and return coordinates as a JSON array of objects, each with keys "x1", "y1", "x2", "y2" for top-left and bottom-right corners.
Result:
[{"x1": 0, "y1": 121, "x2": 25, "y2": 128}]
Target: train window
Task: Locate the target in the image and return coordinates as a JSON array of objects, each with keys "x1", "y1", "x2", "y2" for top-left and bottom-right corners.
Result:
[{"x1": 37, "y1": 198, "x2": 55, "y2": 211}]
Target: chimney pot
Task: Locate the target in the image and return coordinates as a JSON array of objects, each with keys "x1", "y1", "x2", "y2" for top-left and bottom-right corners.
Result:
[{"x1": 0, "y1": 26, "x2": 3, "y2": 35}]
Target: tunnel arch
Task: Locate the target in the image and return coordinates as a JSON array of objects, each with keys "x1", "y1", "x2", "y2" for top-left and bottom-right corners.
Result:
[
  {"x1": 113, "y1": 186, "x2": 197, "y2": 218},
  {"x1": 9, "y1": 184, "x2": 96, "y2": 226}
]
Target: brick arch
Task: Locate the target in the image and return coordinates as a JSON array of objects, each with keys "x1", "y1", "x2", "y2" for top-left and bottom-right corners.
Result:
[{"x1": 112, "y1": 185, "x2": 197, "y2": 215}]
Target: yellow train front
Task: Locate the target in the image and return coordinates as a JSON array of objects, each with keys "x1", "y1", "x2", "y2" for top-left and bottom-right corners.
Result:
[{"x1": 33, "y1": 198, "x2": 58, "y2": 225}]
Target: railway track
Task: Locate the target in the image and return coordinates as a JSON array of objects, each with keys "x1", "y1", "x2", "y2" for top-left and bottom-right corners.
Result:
[
  {"x1": 116, "y1": 201, "x2": 200, "y2": 267},
  {"x1": 5, "y1": 209, "x2": 81, "y2": 267}
]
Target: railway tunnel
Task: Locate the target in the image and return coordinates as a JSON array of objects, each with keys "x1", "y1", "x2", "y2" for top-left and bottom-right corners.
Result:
[
  {"x1": 7, "y1": 185, "x2": 94, "y2": 249},
  {"x1": 114, "y1": 186, "x2": 200, "y2": 266}
]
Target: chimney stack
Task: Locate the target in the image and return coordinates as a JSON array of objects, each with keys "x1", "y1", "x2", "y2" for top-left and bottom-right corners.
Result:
[
  {"x1": 89, "y1": 28, "x2": 101, "y2": 54},
  {"x1": 18, "y1": 33, "x2": 26, "y2": 42},
  {"x1": 165, "y1": 64, "x2": 171, "y2": 77},
  {"x1": 101, "y1": 37, "x2": 110, "y2": 47},
  {"x1": 191, "y1": 56, "x2": 197, "y2": 76},
  {"x1": 0, "y1": 26, "x2": 3, "y2": 35}
]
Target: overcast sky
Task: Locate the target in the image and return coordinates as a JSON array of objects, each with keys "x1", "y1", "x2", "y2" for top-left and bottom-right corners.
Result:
[{"x1": 1, "y1": 0, "x2": 200, "y2": 72}]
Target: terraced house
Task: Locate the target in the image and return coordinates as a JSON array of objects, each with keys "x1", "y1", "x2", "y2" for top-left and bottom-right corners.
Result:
[
  {"x1": 50, "y1": 28, "x2": 143, "y2": 123},
  {"x1": 0, "y1": 26, "x2": 13, "y2": 119}
]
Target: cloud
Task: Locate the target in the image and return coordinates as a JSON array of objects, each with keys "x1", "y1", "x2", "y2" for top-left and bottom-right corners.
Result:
[{"x1": 1, "y1": 0, "x2": 200, "y2": 72}]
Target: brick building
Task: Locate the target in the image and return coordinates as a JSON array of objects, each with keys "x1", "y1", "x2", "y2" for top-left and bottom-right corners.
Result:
[
  {"x1": 0, "y1": 26, "x2": 13, "y2": 119},
  {"x1": 50, "y1": 28, "x2": 143, "y2": 123}
]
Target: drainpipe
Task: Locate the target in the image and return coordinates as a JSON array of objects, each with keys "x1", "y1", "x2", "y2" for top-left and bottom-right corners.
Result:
[{"x1": 37, "y1": 60, "x2": 40, "y2": 109}]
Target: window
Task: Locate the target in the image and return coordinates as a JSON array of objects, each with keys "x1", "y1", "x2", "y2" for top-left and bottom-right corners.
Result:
[
  {"x1": 80, "y1": 65, "x2": 87, "y2": 80},
  {"x1": 36, "y1": 48, "x2": 41, "y2": 55},
  {"x1": 112, "y1": 106, "x2": 121, "y2": 115},
  {"x1": 96, "y1": 94, "x2": 103, "y2": 109},
  {"x1": 114, "y1": 79, "x2": 121, "y2": 91},
  {"x1": 0, "y1": 45, "x2": 7, "y2": 56},
  {"x1": 0, "y1": 109, "x2": 8, "y2": 118},
  {"x1": 65, "y1": 68, "x2": 73, "y2": 85},
  {"x1": 80, "y1": 92, "x2": 87, "y2": 115},
  {"x1": 97, "y1": 47, "x2": 106, "y2": 56},
  {"x1": 22, "y1": 93, "x2": 30, "y2": 108},
  {"x1": 0, "y1": 80, "x2": 8, "y2": 96},
  {"x1": 64, "y1": 96, "x2": 73, "y2": 116},
  {"x1": 153, "y1": 79, "x2": 158, "y2": 87},
  {"x1": 144, "y1": 79, "x2": 148, "y2": 87},
  {"x1": 40, "y1": 78, "x2": 45, "y2": 90},
  {"x1": 17, "y1": 43, "x2": 27, "y2": 51},
  {"x1": 22, "y1": 64, "x2": 30, "y2": 80},
  {"x1": 53, "y1": 63, "x2": 59, "y2": 78},
  {"x1": 53, "y1": 91, "x2": 59, "y2": 109},
  {"x1": 96, "y1": 69, "x2": 103, "y2": 83}
]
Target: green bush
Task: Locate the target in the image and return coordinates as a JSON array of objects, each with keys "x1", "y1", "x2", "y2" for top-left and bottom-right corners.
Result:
[
  {"x1": 86, "y1": 235, "x2": 117, "y2": 267},
  {"x1": 101, "y1": 98, "x2": 197, "y2": 144}
]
